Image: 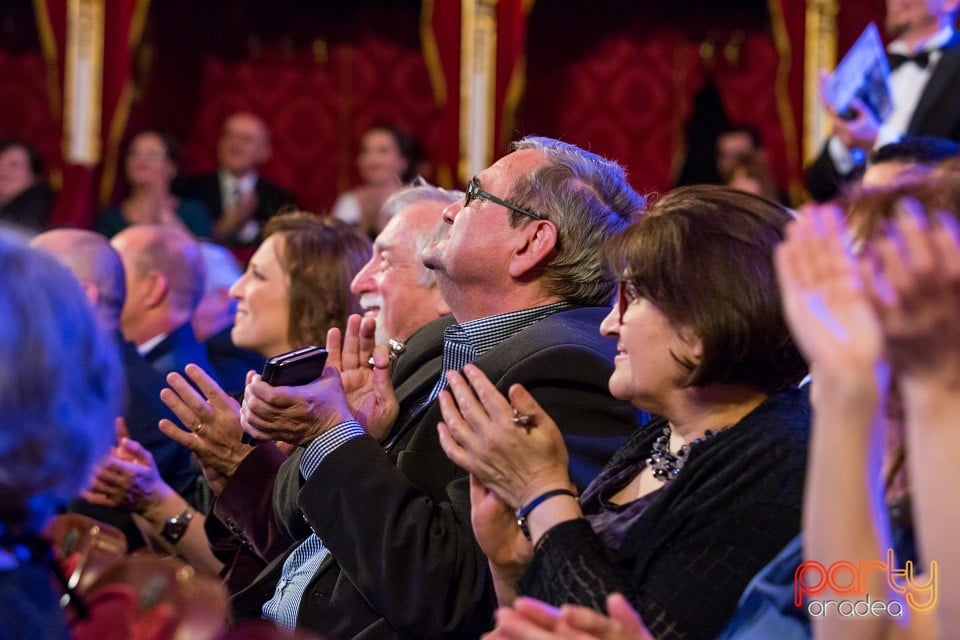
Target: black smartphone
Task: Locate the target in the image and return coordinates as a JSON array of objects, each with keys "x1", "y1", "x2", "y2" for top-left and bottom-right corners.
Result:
[
  {"x1": 241, "y1": 346, "x2": 328, "y2": 445},
  {"x1": 262, "y1": 345, "x2": 328, "y2": 386}
]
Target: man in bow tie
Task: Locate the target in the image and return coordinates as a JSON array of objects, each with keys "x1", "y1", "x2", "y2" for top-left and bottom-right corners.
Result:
[{"x1": 806, "y1": 0, "x2": 960, "y2": 201}]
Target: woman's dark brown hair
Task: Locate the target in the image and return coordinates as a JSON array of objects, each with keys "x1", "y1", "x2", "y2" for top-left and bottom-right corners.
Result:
[
  {"x1": 262, "y1": 213, "x2": 371, "y2": 348},
  {"x1": 606, "y1": 184, "x2": 807, "y2": 393}
]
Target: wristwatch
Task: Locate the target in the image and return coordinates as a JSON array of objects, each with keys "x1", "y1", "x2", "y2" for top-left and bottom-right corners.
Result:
[{"x1": 161, "y1": 508, "x2": 194, "y2": 545}]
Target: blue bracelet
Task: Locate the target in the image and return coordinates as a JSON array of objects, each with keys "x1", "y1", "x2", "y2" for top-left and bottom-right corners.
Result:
[{"x1": 515, "y1": 488, "x2": 576, "y2": 541}]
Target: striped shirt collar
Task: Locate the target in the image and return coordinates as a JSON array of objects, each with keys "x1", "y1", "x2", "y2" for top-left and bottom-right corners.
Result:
[{"x1": 446, "y1": 300, "x2": 573, "y2": 356}]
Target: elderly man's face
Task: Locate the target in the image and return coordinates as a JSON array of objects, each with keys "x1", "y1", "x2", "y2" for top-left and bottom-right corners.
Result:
[
  {"x1": 218, "y1": 114, "x2": 269, "y2": 176},
  {"x1": 351, "y1": 199, "x2": 446, "y2": 344},
  {"x1": 421, "y1": 150, "x2": 544, "y2": 300}
]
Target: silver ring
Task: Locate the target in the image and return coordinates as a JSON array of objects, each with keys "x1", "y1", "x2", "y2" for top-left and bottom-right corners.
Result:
[{"x1": 511, "y1": 409, "x2": 533, "y2": 428}]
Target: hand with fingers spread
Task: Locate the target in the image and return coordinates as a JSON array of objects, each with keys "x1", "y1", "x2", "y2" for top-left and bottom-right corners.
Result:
[
  {"x1": 485, "y1": 594, "x2": 653, "y2": 640},
  {"x1": 159, "y1": 363, "x2": 252, "y2": 494},
  {"x1": 868, "y1": 200, "x2": 960, "y2": 387},
  {"x1": 240, "y1": 364, "x2": 355, "y2": 447},
  {"x1": 436, "y1": 364, "x2": 572, "y2": 510},
  {"x1": 326, "y1": 314, "x2": 398, "y2": 441},
  {"x1": 775, "y1": 204, "x2": 886, "y2": 377}
]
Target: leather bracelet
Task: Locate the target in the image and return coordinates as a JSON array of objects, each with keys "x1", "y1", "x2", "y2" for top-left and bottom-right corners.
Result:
[{"x1": 516, "y1": 489, "x2": 576, "y2": 541}]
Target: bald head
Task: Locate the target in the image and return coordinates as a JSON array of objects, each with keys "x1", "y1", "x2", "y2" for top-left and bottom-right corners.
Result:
[
  {"x1": 31, "y1": 229, "x2": 126, "y2": 328},
  {"x1": 111, "y1": 225, "x2": 206, "y2": 345},
  {"x1": 219, "y1": 112, "x2": 271, "y2": 177}
]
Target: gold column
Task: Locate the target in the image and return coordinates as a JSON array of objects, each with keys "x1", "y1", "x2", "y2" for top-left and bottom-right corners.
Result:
[
  {"x1": 460, "y1": 0, "x2": 498, "y2": 182},
  {"x1": 63, "y1": 0, "x2": 105, "y2": 165},
  {"x1": 803, "y1": 0, "x2": 839, "y2": 163}
]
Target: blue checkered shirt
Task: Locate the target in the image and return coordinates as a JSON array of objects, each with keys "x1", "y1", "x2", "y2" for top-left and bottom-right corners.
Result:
[{"x1": 262, "y1": 301, "x2": 571, "y2": 629}]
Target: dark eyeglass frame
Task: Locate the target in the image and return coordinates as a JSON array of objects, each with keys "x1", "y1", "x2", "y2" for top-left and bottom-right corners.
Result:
[
  {"x1": 464, "y1": 178, "x2": 543, "y2": 221},
  {"x1": 616, "y1": 279, "x2": 642, "y2": 323}
]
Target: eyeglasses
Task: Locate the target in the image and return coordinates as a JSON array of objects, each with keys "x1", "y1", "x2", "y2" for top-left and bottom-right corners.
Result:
[
  {"x1": 616, "y1": 279, "x2": 641, "y2": 323},
  {"x1": 464, "y1": 178, "x2": 543, "y2": 221}
]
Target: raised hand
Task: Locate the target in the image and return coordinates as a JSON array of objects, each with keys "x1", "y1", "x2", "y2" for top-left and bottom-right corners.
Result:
[
  {"x1": 159, "y1": 363, "x2": 252, "y2": 494},
  {"x1": 775, "y1": 204, "x2": 885, "y2": 375},
  {"x1": 484, "y1": 594, "x2": 652, "y2": 640},
  {"x1": 326, "y1": 314, "x2": 398, "y2": 441},
  {"x1": 82, "y1": 435, "x2": 169, "y2": 513},
  {"x1": 437, "y1": 364, "x2": 571, "y2": 510},
  {"x1": 868, "y1": 201, "x2": 960, "y2": 387}
]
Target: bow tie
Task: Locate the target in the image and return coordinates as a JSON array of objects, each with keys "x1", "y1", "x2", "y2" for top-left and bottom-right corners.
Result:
[{"x1": 889, "y1": 48, "x2": 937, "y2": 70}]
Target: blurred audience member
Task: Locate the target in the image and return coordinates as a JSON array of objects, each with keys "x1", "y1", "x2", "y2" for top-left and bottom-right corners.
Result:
[
  {"x1": 194, "y1": 242, "x2": 265, "y2": 394},
  {"x1": 860, "y1": 135, "x2": 960, "y2": 188},
  {"x1": 0, "y1": 229, "x2": 121, "y2": 639},
  {"x1": 0, "y1": 138, "x2": 54, "y2": 232},
  {"x1": 350, "y1": 184, "x2": 456, "y2": 345},
  {"x1": 111, "y1": 224, "x2": 216, "y2": 383},
  {"x1": 716, "y1": 124, "x2": 762, "y2": 180},
  {"x1": 96, "y1": 131, "x2": 212, "y2": 239},
  {"x1": 331, "y1": 123, "x2": 423, "y2": 239},
  {"x1": 723, "y1": 152, "x2": 780, "y2": 202},
  {"x1": 179, "y1": 112, "x2": 295, "y2": 247},
  {"x1": 30, "y1": 229, "x2": 195, "y2": 507}
]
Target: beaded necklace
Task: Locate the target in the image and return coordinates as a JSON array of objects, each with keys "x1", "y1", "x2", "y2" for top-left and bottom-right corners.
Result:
[{"x1": 646, "y1": 426, "x2": 721, "y2": 483}]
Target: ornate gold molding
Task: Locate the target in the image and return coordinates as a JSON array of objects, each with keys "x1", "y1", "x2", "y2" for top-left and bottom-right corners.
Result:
[
  {"x1": 803, "y1": 0, "x2": 839, "y2": 163},
  {"x1": 768, "y1": 0, "x2": 804, "y2": 203},
  {"x1": 64, "y1": 0, "x2": 105, "y2": 165},
  {"x1": 460, "y1": 0, "x2": 498, "y2": 182}
]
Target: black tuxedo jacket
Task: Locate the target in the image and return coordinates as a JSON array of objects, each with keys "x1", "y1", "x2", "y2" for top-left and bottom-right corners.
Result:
[
  {"x1": 217, "y1": 307, "x2": 639, "y2": 639},
  {"x1": 177, "y1": 173, "x2": 295, "y2": 225},
  {"x1": 805, "y1": 32, "x2": 960, "y2": 201},
  {"x1": 143, "y1": 322, "x2": 220, "y2": 386}
]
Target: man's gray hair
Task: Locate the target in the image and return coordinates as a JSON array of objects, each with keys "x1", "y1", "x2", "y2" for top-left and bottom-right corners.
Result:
[
  {"x1": 132, "y1": 225, "x2": 206, "y2": 313},
  {"x1": 381, "y1": 184, "x2": 464, "y2": 288},
  {"x1": 508, "y1": 136, "x2": 645, "y2": 307},
  {"x1": 0, "y1": 231, "x2": 122, "y2": 527}
]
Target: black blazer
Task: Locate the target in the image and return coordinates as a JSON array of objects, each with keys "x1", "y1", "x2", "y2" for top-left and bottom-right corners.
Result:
[
  {"x1": 805, "y1": 32, "x2": 960, "y2": 201},
  {"x1": 177, "y1": 173, "x2": 295, "y2": 225},
  {"x1": 220, "y1": 307, "x2": 640, "y2": 639}
]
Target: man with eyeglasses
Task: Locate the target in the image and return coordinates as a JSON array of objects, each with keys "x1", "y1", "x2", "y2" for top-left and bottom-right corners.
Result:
[{"x1": 213, "y1": 137, "x2": 645, "y2": 639}]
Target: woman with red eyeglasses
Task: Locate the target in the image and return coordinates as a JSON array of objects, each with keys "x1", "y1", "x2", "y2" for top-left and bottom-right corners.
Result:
[{"x1": 436, "y1": 185, "x2": 810, "y2": 640}]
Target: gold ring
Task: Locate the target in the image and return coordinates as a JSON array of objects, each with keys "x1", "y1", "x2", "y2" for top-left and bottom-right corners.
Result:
[{"x1": 194, "y1": 422, "x2": 205, "y2": 435}]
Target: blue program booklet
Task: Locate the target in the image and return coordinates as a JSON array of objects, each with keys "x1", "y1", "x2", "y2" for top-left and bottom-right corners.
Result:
[{"x1": 823, "y1": 23, "x2": 893, "y2": 121}]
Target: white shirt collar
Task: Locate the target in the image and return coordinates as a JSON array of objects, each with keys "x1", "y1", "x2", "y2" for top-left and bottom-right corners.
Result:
[
  {"x1": 137, "y1": 332, "x2": 168, "y2": 356},
  {"x1": 888, "y1": 25, "x2": 955, "y2": 55}
]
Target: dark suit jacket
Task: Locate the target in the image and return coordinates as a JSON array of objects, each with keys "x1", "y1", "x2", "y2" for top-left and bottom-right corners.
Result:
[
  {"x1": 806, "y1": 32, "x2": 960, "y2": 201},
  {"x1": 177, "y1": 173, "x2": 295, "y2": 226},
  {"x1": 216, "y1": 307, "x2": 639, "y2": 639},
  {"x1": 143, "y1": 322, "x2": 220, "y2": 386},
  {"x1": 0, "y1": 183, "x2": 55, "y2": 232}
]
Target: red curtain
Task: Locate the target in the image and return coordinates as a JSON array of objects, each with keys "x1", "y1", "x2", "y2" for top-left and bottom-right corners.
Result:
[{"x1": 39, "y1": 0, "x2": 148, "y2": 229}]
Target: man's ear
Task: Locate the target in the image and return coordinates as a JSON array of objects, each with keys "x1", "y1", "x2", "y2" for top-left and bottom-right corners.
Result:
[
  {"x1": 507, "y1": 220, "x2": 558, "y2": 279},
  {"x1": 141, "y1": 271, "x2": 169, "y2": 308}
]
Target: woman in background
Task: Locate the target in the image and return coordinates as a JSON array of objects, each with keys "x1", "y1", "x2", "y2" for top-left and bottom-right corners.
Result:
[
  {"x1": 331, "y1": 123, "x2": 423, "y2": 239},
  {"x1": 95, "y1": 130, "x2": 211, "y2": 239}
]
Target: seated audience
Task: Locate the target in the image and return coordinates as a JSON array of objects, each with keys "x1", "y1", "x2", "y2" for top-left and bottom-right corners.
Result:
[
  {"x1": 96, "y1": 130, "x2": 212, "y2": 239},
  {"x1": 331, "y1": 123, "x2": 423, "y2": 239},
  {"x1": 205, "y1": 136, "x2": 641, "y2": 637},
  {"x1": 0, "y1": 229, "x2": 121, "y2": 639},
  {"x1": 0, "y1": 139, "x2": 55, "y2": 232},
  {"x1": 87, "y1": 214, "x2": 370, "y2": 586},
  {"x1": 30, "y1": 230, "x2": 195, "y2": 534},
  {"x1": 438, "y1": 185, "x2": 809, "y2": 639},
  {"x1": 178, "y1": 112, "x2": 295, "y2": 247},
  {"x1": 716, "y1": 124, "x2": 763, "y2": 182}
]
